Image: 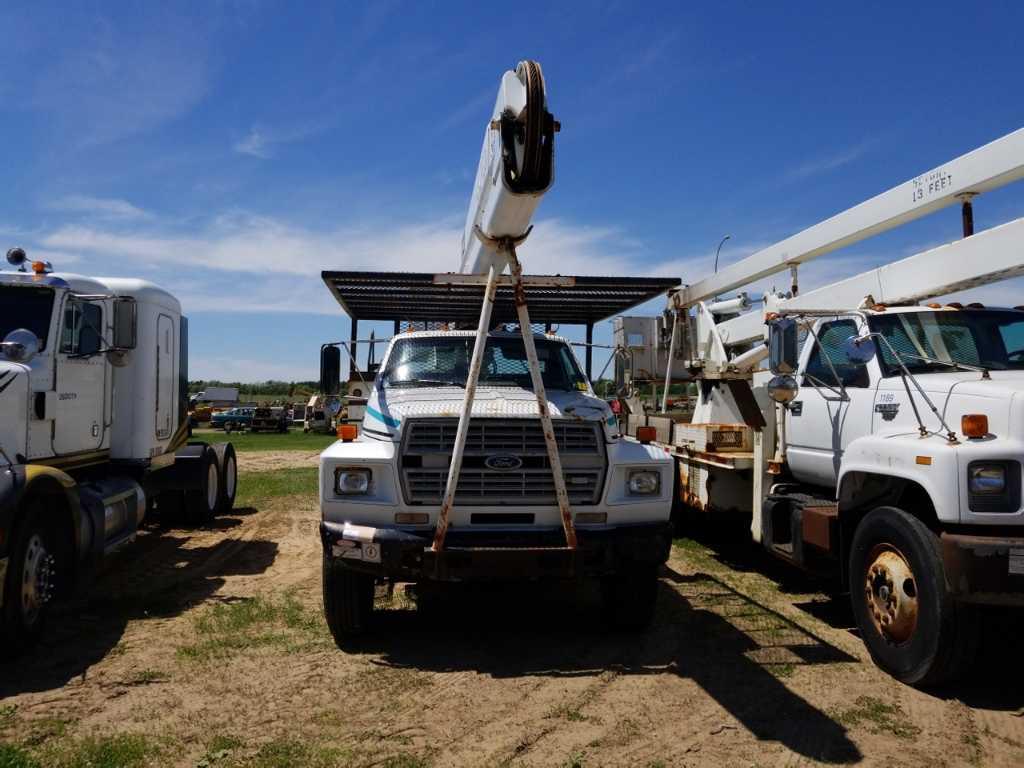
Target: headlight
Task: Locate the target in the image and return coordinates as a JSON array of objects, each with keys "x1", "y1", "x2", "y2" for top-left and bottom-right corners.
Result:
[
  {"x1": 627, "y1": 469, "x2": 660, "y2": 495},
  {"x1": 336, "y1": 468, "x2": 371, "y2": 495},
  {"x1": 968, "y1": 464, "x2": 1006, "y2": 494}
]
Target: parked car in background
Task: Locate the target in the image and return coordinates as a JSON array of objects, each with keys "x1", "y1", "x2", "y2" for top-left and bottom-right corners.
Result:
[{"x1": 210, "y1": 407, "x2": 254, "y2": 431}]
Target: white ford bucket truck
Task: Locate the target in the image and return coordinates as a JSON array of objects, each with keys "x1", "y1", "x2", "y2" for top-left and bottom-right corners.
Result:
[
  {"x1": 317, "y1": 329, "x2": 674, "y2": 641},
  {"x1": 316, "y1": 61, "x2": 676, "y2": 645},
  {"x1": 621, "y1": 127, "x2": 1024, "y2": 685},
  {"x1": 0, "y1": 249, "x2": 237, "y2": 652}
]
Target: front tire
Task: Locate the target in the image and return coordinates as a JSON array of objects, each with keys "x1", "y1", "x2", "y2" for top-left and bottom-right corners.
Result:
[
  {"x1": 602, "y1": 564, "x2": 659, "y2": 631},
  {"x1": 849, "y1": 506, "x2": 979, "y2": 686},
  {"x1": 1, "y1": 507, "x2": 58, "y2": 653},
  {"x1": 322, "y1": 555, "x2": 375, "y2": 647}
]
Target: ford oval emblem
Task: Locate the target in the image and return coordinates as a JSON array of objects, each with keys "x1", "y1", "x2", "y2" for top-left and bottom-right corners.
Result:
[{"x1": 484, "y1": 453, "x2": 523, "y2": 472}]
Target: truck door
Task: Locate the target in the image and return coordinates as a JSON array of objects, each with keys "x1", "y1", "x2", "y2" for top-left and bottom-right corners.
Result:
[
  {"x1": 785, "y1": 318, "x2": 876, "y2": 488},
  {"x1": 54, "y1": 298, "x2": 108, "y2": 455},
  {"x1": 155, "y1": 314, "x2": 175, "y2": 440}
]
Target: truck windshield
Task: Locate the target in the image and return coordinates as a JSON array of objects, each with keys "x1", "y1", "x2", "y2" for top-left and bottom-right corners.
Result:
[
  {"x1": 868, "y1": 310, "x2": 1024, "y2": 374},
  {"x1": 0, "y1": 286, "x2": 54, "y2": 351},
  {"x1": 381, "y1": 335, "x2": 588, "y2": 391}
]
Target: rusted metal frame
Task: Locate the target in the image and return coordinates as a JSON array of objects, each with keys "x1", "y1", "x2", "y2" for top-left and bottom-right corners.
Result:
[
  {"x1": 510, "y1": 250, "x2": 578, "y2": 551},
  {"x1": 431, "y1": 263, "x2": 499, "y2": 553}
]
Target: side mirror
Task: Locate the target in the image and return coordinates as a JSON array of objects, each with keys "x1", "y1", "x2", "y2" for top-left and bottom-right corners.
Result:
[
  {"x1": 767, "y1": 374, "x2": 799, "y2": 404},
  {"x1": 1, "y1": 328, "x2": 41, "y2": 364},
  {"x1": 112, "y1": 298, "x2": 137, "y2": 349},
  {"x1": 841, "y1": 334, "x2": 875, "y2": 364},
  {"x1": 768, "y1": 317, "x2": 799, "y2": 374},
  {"x1": 320, "y1": 345, "x2": 341, "y2": 395}
]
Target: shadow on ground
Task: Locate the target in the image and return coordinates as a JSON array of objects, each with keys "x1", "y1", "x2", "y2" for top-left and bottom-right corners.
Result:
[
  {"x1": 681, "y1": 520, "x2": 1024, "y2": 711},
  {"x1": 0, "y1": 512, "x2": 278, "y2": 699},
  {"x1": 356, "y1": 566, "x2": 863, "y2": 764}
]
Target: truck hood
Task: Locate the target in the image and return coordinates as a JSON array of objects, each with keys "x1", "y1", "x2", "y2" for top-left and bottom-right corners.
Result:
[
  {"x1": 876, "y1": 370, "x2": 1024, "y2": 440},
  {"x1": 0, "y1": 362, "x2": 28, "y2": 462},
  {"x1": 364, "y1": 385, "x2": 616, "y2": 440},
  {"x1": 877, "y1": 370, "x2": 1024, "y2": 400}
]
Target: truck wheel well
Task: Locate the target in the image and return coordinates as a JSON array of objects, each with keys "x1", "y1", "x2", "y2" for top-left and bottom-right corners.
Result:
[
  {"x1": 19, "y1": 480, "x2": 76, "y2": 598},
  {"x1": 837, "y1": 473, "x2": 938, "y2": 586}
]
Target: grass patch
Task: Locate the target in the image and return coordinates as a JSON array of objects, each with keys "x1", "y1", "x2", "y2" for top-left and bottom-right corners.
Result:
[
  {"x1": 20, "y1": 718, "x2": 69, "y2": 748},
  {"x1": 38, "y1": 734, "x2": 156, "y2": 768},
  {"x1": 561, "y1": 751, "x2": 586, "y2": 768},
  {"x1": 832, "y1": 696, "x2": 921, "y2": 739},
  {"x1": 0, "y1": 743, "x2": 39, "y2": 768},
  {"x1": 240, "y1": 739, "x2": 357, "y2": 768},
  {"x1": 235, "y1": 468, "x2": 318, "y2": 507},
  {"x1": 546, "y1": 703, "x2": 587, "y2": 723},
  {"x1": 127, "y1": 668, "x2": 168, "y2": 685},
  {"x1": 177, "y1": 592, "x2": 326, "y2": 662},
  {"x1": 192, "y1": 429, "x2": 336, "y2": 454}
]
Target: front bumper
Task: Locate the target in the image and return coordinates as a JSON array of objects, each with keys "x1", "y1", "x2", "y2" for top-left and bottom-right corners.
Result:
[
  {"x1": 941, "y1": 531, "x2": 1024, "y2": 605},
  {"x1": 320, "y1": 520, "x2": 672, "y2": 582}
]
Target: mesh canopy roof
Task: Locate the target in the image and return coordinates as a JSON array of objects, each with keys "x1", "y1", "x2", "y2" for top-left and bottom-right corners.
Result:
[{"x1": 322, "y1": 271, "x2": 680, "y2": 325}]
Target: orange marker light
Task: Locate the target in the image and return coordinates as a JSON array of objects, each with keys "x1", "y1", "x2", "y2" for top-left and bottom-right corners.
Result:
[
  {"x1": 636, "y1": 426, "x2": 657, "y2": 444},
  {"x1": 337, "y1": 424, "x2": 358, "y2": 442},
  {"x1": 31, "y1": 261, "x2": 47, "y2": 274},
  {"x1": 961, "y1": 414, "x2": 989, "y2": 439}
]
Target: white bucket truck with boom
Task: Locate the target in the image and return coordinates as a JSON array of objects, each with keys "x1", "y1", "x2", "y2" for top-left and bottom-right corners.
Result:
[
  {"x1": 619, "y1": 127, "x2": 1024, "y2": 685},
  {"x1": 315, "y1": 61, "x2": 677, "y2": 645},
  {"x1": 0, "y1": 250, "x2": 238, "y2": 651}
]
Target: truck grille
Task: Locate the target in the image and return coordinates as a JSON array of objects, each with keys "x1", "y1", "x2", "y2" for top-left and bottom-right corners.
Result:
[{"x1": 400, "y1": 418, "x2": 606, "y2": 506}]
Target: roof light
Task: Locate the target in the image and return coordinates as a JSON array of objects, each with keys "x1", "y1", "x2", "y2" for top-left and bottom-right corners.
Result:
[
  {"x1": 636, "y1": 426, "x2": 657, "y2": 444},
  {"x1": 962, "y1": 414, "x2": 989, "y2": 439},
  {"x1": 31, "y1": 260, "x2": 52, "y2": 274},
  {"x1": 337, "y1": 424, "x2": 358, "y2": 442}
]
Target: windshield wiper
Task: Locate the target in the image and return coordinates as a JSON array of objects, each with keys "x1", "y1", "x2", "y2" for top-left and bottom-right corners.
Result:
[{"x1": 387, "y1": 379, "x2": 465, "y2": 388}]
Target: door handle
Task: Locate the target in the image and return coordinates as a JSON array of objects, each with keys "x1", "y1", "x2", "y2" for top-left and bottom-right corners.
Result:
[{"x1": 790, "y1": 401, "x2": 803, "y2": 416}]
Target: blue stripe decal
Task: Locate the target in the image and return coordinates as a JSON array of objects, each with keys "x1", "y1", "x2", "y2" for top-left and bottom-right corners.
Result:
[{"x1": 366, "y1": 405, "x2": 401, "y2": 429}]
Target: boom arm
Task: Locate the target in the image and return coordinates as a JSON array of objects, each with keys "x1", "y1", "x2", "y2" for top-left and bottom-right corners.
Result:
[
  {"x1": 460, "y1": 60, "x2": 557, "y2": 275},
  {"x1": 674, "y1": 128, "x2": 1024, "y2": 309}
]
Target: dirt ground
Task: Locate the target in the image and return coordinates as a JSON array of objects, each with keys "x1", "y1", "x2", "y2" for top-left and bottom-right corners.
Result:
[{"x1": 3, "y1": 453, "x2": 1024, "y2": 767}]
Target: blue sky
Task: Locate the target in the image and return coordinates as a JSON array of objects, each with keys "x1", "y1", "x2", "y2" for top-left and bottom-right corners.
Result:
[{"x1": 2, "y1": 1, "x2": 1023, "y2": 381}]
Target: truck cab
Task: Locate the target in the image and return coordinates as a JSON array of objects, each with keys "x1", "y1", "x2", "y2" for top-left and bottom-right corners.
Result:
[
  {"x1": 317, "y1": 329, "x2": 674, "y2": 643},
  {"x1": 1, "y1": 253, "x2": 237, "y2": 652}
]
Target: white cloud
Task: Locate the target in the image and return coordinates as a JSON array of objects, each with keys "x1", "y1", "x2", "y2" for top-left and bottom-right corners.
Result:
[
  {"x1": 233, "y1": 122, "x2": 325, "y2": 159},
  {"x1": 38, "y1": 213, "x2": 637, "y2": 274},
  {"x1": 785, "y1": 141, "x2": 872, "y2": 181},
  {"x1": 234, "y1": 127, "x2": 270, "y2": 158},
  {"x1": 49, "y1": 195, "x2": 149, "y2": 220},
  {"x1": 30, "y1": 15, "x2": 209, "y2": 146}
]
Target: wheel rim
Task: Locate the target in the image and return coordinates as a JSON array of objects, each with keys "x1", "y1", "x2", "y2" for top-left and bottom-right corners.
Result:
[
  {"x1": 207, "y1": 462, "x2": 219, "y2": 510},
  {"x1": 225, "y1": 455, "x2": 237, "y2": 499},
  {"x1": 21, "y1": 534, "x2": 54, "y2": 625},
  {"x1": 864, "y1": 544, "x2": 919, "y2": 645}
]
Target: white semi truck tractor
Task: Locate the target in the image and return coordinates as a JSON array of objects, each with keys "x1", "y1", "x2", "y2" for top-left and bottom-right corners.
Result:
[{"x1": 0, "y1": 249, "x2": 238, "y2": 652}]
